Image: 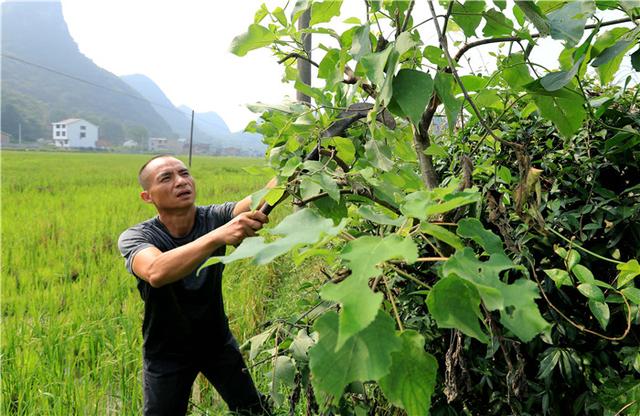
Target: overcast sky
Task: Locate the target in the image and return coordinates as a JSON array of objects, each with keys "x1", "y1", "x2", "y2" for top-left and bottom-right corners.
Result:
[{"x1": 40, "y1": 1, "x2": 639, "y2": 131}]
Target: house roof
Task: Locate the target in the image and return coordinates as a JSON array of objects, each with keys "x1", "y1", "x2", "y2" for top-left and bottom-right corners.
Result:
[{"x1": 52, "y1": 118, "x2": 97, "y2": 127}]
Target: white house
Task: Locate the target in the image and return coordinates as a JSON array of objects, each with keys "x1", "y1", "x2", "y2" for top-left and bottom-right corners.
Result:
[{"x1": 52, "y1": 118, "x2": 98, "y2": 148}]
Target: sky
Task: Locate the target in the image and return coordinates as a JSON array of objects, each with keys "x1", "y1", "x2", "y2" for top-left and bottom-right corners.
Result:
[
  {"x1": 60, "y1": 0, "x2": 294, "y2": 131},
  {"x1": 21, "y1": 0, "x2": 637, "y2": 132}
]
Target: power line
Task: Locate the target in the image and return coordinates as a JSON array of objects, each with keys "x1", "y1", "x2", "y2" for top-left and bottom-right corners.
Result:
[{"x1": 1, "y1": 52, "x2": 235, "y2": 133}]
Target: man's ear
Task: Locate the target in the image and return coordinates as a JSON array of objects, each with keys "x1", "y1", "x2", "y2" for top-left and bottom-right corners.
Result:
[{"x1": 140, "y1": 190, "x2": 153, "y2": 204}]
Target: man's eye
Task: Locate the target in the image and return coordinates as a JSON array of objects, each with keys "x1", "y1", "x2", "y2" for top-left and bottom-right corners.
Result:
[{"x1": 160, "y1": 177, "x2": 170, "y2": 182}]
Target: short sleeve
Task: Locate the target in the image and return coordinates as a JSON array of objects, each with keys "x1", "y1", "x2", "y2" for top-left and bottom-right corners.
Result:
[
  {"x1": 118, "y1": 227, "x2": 154, "y2": 276},
  {"x1": 206, "y1": 202, "x2": 237, "y2": 227}
]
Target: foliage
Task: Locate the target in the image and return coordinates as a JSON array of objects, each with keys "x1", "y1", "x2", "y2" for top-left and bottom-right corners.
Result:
[{"x1": 229, "y1": 1, "x2": 640, "y2": 415}]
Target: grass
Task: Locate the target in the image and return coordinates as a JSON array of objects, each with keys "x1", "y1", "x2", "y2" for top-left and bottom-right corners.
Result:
[{"x1": 1, "y1": 151, "x2": 325, "y2": 415}]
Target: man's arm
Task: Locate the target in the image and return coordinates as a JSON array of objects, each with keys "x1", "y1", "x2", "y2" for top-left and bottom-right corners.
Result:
[
  {"x1": 232, "y1": 177, "x2": 279, "y2": 217},
  {"x1": 131, "y1": 211, "x2": 268, "y2": 288}
]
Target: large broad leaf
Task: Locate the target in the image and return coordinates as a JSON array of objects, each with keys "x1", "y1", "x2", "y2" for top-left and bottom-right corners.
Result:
[
  {"x1": 271, "y1": 356, "x2": 296, "y2": 406},
  {"x1": 588, "y1": 300, "x2": 610, "y2": 330},
  {"x1": 499, "y1": 279, "x2": 551, "y2": 342},
  {"x1": 361, "y1": 46, "x2": 394, "y2": 87},
  {"x1": 427, "y1": 276, "x2": 489, "y2": 343},
  {"x1": 631, "y1": 47, "x2": 640, "y2": 71},
  {"x1": 230, "y1": 24, "x2": 277, "y2": 56},
  {"x1": 532, "y1": 94, "x2": 586, "y2": 138},
  {"x1": 421, "y1": 222, "x2": 464, "y2": 250},
  {"x1": 389, "y1": 69, "x2": 433, "y2": 127},
  {"x1": 434, "y1": 72, "x2": 461, "y2": 131},
  {"x1": 320, "y1": 276, "x2": 384, "y2": 349},
  {"x1": 540, "y1": 56, "x2": 585, "y2": 91},
  {"x1": 309, "y1": 310, "x2": 401, "y2": 402},
  {"x1": 309, "y1": 0, "x2": 342, "y2": 25},
  {"x1": 616, "y1": 259, "x2": 640, "y2": 288},
  {"x1": 482, "y1": 9, "x2": 514, "y2": 37},
  {"x1": 200, "y1": 209, "x2": 346, "y2": 268},
  {"x1": 341, "y1": 235, "x2": 419, "y2": 279},
  {"x1": 318, "y1": 49, "x2": 345, "y2": 89},
  {"x1": 379, "y1": 331, "x2": 438, "y2": 416},
  {"x1": 443, "y1": 248, "x2": 550, "y2": 341},
  {"x1": 401, "y1": 188, "x2": 480, "y2": 220},
  {"x1": 364, "y1": 138, "x2": 395, "y2": 171},
  {"x1": 591, "y1": 27, "x2": 640, "y2": 84},
  {"x1": 501, "y1": 53, "x2": 534, "y2": 89},
  {"x1": 350, "y1": 24, "x2": 371, "y2": 61},
  {"x1": 451, "y1": 0, "x2": 486, "y2": 38},
  {"x1": 515, "y1": 1, "x2": 551, "y2": 35},
  {"x1": 548, "y1": 1, "x2": 595, "y2": 47},
  {"x1": 457, "y1": 218, "x2": 504, "y2": 255}
]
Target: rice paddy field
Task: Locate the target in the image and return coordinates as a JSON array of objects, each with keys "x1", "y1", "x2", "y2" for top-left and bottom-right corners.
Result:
[{"x1": 1, "y1": 150, "x2": 321, "y2": 415}]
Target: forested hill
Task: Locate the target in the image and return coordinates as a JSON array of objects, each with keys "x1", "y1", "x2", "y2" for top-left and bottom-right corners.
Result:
[{"x1": 0, "y1": 1, "x2": 172, "y2": 143}]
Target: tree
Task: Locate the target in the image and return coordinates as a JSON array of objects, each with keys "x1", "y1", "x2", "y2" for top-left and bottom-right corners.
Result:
[{"x1": 219, "y1": 1, "x2": 640, "y2": 414}]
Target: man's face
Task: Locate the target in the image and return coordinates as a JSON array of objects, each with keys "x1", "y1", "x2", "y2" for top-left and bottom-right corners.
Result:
[{"x1": 140, "y1": 157, "x2": 196, "y2": 210}]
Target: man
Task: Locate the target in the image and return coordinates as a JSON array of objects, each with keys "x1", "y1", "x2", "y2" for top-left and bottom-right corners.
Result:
[{"x1": 118, "y1": 155, "x2": 273, "y2": 415}]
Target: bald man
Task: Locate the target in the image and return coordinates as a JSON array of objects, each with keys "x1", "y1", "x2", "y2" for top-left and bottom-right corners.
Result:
[{"x1": 118, "y1": 155, "x2": 272, "y2": 415}]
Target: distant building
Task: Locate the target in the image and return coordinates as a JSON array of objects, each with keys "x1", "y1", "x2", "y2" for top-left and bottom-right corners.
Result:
[
  {"x1": 1, "y1": 131, "x2": 12, "y2": 146},
  {"x1": 148, "y1": 137, "x2": 168, "y2": 152},
  {"x1": 52, "y1": 118, "x2": 98, "y2": 148},
  {"x1": 123, "y1": 139, "x2": 138, "y2": 148}
]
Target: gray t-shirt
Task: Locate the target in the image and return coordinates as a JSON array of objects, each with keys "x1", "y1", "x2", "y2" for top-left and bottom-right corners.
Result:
[{"x1": 118, "y1": 202, "x2": 236, "y2": 358}]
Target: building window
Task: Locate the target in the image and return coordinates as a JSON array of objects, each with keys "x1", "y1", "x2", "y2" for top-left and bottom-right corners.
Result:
[
  {"x1": 80, "y1": 126, "x2": 86, "y2": 130},
  {"x1": 56, "y1": 131, "x2": 60, "y2": 136},
  {"x1": 80, "y1": 132, "x2": 86, "y2": 138},
  {"x1": 61, "y1": 131, "x2": 66, "y2": 136}
]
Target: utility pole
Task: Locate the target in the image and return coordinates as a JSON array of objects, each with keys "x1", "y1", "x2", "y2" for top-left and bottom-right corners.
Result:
[
  {"x1": 297, "y1": 8, "x2": 312, "y2": 104},
  {"x1": 188, "y1": 110, "x2": 194, "y2": 168},
  {"x1": 18, "y1": 123, "x2": 22, "y2": 145}
]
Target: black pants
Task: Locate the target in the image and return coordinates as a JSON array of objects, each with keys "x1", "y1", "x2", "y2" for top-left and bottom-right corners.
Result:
[{"x1": 142, "y1": 337, "x2": 270, "y2": 415}]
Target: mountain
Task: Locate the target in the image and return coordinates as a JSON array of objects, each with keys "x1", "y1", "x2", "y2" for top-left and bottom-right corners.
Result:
[
  {"x1": 1, "y1": 1, "x2": 172, "y2": 143},
  {"x1": 178, "y1": 106, "x2": 266, "y2": 155}
]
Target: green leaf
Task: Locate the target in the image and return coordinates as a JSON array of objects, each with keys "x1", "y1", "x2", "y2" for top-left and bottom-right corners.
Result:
[
  {"x1": 540, "y1": 56, "x2": 585, "y2": 91},
  {"x1": 451, "y1": 0, "x2": 486, "y2": 37},
  {"x1": 592, "y1": 38, "x2": 635, "y2": 67},
  {"x1": 499, "y1": 279, "x2": 551, "y2": 342},
  {"x1": 578, "y1": 283, "x2": 605, "y2": 302},
  {"x1": 309, "y1": 310, "x2": 401, "y2": 402},
  {"x1": 421, "y1": 222, "x2": 464, "y2": 250},
  {"x1": 544, "y1": 268, "x2": 573, "y2": 288},
  {"x1": 272, "y1": 7, "x2": 287, "y2": 26},
  {"x1": 389, "y1": 69, "x2": 433, "y2": 126},
  {"x1": 321, "y1": 276, "x2": 384, "y2": 349},
  {"x1": 379, "y1": 331, "x2": 438, "y2": 416},
  {"x1": 424, "y1": 143, "x2": 447, "y2": 157},
  {"x1": 361, "y1": 46, "x2": 394, "y2": 87},
  {"x1": 532, "y1": 94, "x2": 586, "y2": 138},
  {"x1": 289, "y1": 328, "x2": 316, "y2": 362},
  {"x1": 457, "y1": 218, "x2": 504, "y2": 255},
  {"x1": 588, "y1": 300, "x2": 610, "y2": 330},
  {"x1": 572, "y1": 264, "x2": 595, "y2": 283},
  {"x1": 350, "y1": 24, "x2": 371, "y2": 61},
  {"x1": 318, "y1": 49, "x2": 344, "y2": 89},
  {"x1": 271, "y1": 356, "x2": 296, "y2": 406},
  {"x1": 395, "y1": 31, "x2": 420, "y2": 56},
  {"x1": 322, "y1": 136, "x2": 356, "y2": 164},
  {"x1": 482, "y1": 9, "x2": 514, "y2": 37},
  {"x1": 622, "y1": 287, "x2": 640, "y2": 304},
  {"x1": 357, "y1": 205, "x2": 405, "y2": 226},
  {"x1": 291, "y1": 0, "x2": 310, "y2": 23},
  {"x1": 427, "y1": 276, "x2": 489, "y2": 343},
  {"x1": 617, "y1": 259, "x2": 640, "y2": 288},
  {"x1": 309, "y1": 0, "x2": 343, "y2": 25},
  {"x1": 341, "y1": 235, "x2": 419, "y2": 279},
  {"x1": 501, "y1": 53, "x2": 534, "y2": 89},
  {"x1": 423, "y1": 45, "x2": 449, "y2": 67},
  {"x1": 365, "y1": 139, "x2": 394, "y2": 171},
  {"x1": 401, "y1": 188, "x2": 480, "y2": 220},
  {"x1": 515, "y1": 1, "x2": 551, "y2": 35},
  {"x1": 203, "y1": 209, "x2": 346, "y2": 267},
  {"x1": 434, "y1": 72, "x2": 461, "y2": 131},
  {"x1": 548, "y1": 1, "x2": 595, "y2": 47},
  {"x1": 230, "y1": 24, "x2": 277, "y2": 56},
  {"x1": 566, "y1": 250, "x2": 581, "y2": 270}
]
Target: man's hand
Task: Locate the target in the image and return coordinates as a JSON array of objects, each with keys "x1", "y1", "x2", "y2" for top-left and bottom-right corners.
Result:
[{"x1": 215, "y1": 210, "x2": 269, "y2": 246}]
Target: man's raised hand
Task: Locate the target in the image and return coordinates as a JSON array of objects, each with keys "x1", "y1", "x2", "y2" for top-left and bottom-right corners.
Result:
[{"x1": 216, "y1": 211, "x2": 269, "y2": 246}]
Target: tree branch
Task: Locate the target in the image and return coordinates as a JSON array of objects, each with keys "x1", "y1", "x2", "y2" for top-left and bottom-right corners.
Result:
[{"x1": 278, "y1": 53, "x2": 319, "y2": 68}]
